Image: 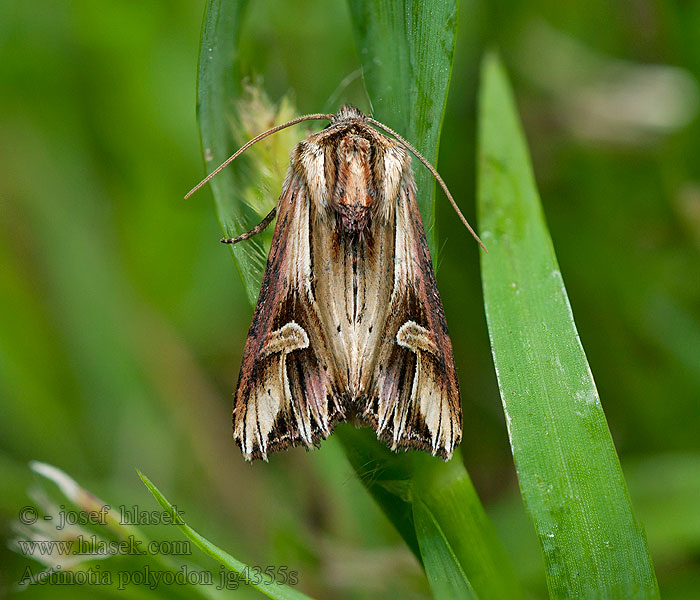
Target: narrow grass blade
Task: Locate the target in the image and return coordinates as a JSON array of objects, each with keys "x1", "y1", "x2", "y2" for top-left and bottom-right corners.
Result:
[
  {"x1": 477, "y1": 53, "x2": 660, "y2": 598},
  {"x1": 199, "y1": 0, "x2": 285, "y2": 304},
  {"x1": 139, "y1": 472, "x2": 315, "y2": 600},
  {"x1": 341, "y1": 6, "x2": 523, "y2": 597},
  {"x1": 338, "y1": 426, "x2": 523, "y2": 600},
  {"x1": 413, "y1": 499, "x2": 476, "y2": 600},
  {"x1": 346, "y1": 0, "x2": 461, "y2": 260}
]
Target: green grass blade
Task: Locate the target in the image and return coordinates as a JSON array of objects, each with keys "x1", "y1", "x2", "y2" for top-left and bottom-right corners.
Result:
[
  {"x1": 198, "y1": 0, "x2": 270, "y2": 304},
  {"x1": 413, "y1": 499, "x2": 477, "y2": 600},
  {"x1": 139, "y1": 471, "x2": 315, "y2": 600},
  {"x1": 338, "y1": 426, "x2": 523, "y2": 600},
  {"x1": 477, "y1": 53, "x2": 660, "y2": 599},
  {"x1": 346, "y1": 0, "x2": 460, "y2": 261},
  {"x1": 341, "y1": 6, "x2": 523, "y2": 597}
]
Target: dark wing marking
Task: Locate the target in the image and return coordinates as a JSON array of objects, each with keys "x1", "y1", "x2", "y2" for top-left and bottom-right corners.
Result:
[
  {"x1": 363, "y1": 180, "x2": 462, "y2": 459},
  {"x1": 233, "y1": 175, "x2": 344, "y2": 460}
]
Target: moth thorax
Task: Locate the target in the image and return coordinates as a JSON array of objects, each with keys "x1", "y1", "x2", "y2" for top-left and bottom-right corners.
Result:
[{"x1": 333, "y1": 134, "x2": 376, "y2": 235}]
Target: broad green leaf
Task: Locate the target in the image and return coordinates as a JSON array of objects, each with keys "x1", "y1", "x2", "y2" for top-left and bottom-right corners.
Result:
[
  {"x1": 346, "y1": 0, "x2": 461, "y2": 261},
  {"x1": 477, "y1": 53, "x2": 660, "y2": 599},
  {"x1": 139, "y1": 472, "x2": 315, "y2": 600},
  {"x1": 413, "y1": 499, "x2": 476, "y2": 600}
]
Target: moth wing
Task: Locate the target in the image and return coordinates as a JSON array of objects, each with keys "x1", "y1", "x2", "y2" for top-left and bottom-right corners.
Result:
[
  {"x1": 233, "y1": 176, "x2": 342, "y2": 460},
  {"x1": 365, "y1": 182, "x2": 462, "y2": 459}
]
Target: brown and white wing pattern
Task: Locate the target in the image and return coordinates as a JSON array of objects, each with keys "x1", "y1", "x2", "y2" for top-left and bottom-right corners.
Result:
[
  {"x1": 233, "y1": 173, "x2": 343, "y2": 461},
  {"x1": 230, "y1": 106, "x2": 463, "y2": 461},
  {"x1": 364, "y1": 176, "x2": 462, "y2": 459}
]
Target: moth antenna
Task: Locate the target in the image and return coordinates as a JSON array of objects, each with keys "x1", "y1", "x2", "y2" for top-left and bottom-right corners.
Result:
[
  {"x1": 366, "y1": 117, "x2": 487, "y2": 252},
  {"x1": 185, "y1": 113, "x2": 335, "y2": 199}
]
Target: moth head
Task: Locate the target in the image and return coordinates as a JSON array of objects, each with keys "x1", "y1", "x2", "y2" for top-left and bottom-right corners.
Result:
[{"x1": 332, "y1": 104, "x2": 366, "y2": 123}]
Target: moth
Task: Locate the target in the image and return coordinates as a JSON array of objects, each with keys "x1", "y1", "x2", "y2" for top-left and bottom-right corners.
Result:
[{"x1": 187, "y1": 105, "x2": 485, "y2": 461}]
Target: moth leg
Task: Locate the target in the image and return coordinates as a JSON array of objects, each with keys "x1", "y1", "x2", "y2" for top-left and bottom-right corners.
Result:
[{"x1": 221, "y1": 207, "x2": 277, "y2": 244}]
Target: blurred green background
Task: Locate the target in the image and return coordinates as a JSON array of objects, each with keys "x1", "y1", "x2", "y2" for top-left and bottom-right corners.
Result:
[{"x1": 1, "y1": 1, "x2": 699, "y2": 598}]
